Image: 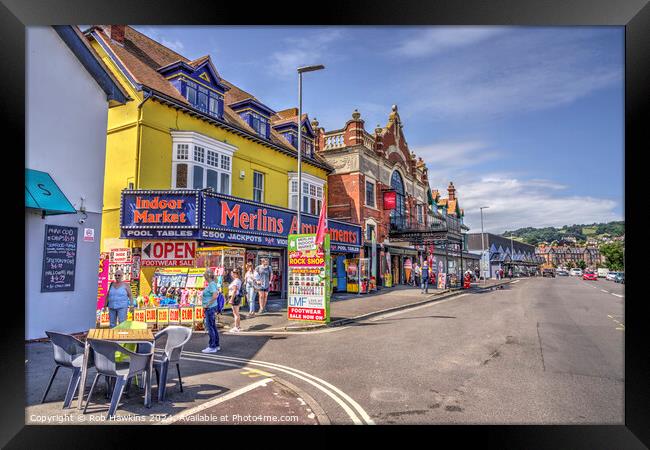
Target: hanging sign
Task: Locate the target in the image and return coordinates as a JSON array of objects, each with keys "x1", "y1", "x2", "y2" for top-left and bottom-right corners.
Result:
[
  {"x1": 383, "y1": 191, "x2": 397, "y2": 210},
  {"x1": 287, "y1": 233, "x2": 331, "y2": 323},
  {"x1": 41, "y1": 225, "x2": 78, "y2": 292}
]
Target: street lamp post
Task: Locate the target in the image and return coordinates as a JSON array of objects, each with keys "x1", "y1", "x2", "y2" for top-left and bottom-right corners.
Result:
[
  {"x1": 296, "y1": 64, "x2": 325, "y2": 232},
  {"x1": 479, "y1": 206, "x2": 489, "y2": 283}
]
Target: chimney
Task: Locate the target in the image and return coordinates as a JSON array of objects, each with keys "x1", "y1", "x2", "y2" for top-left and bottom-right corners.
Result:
[
  {"x1": 109, "y1": 25, "x2": 125, "y2": 45},
  {"x1": 447, "y1": 181, "x2": 456, "y2": 201}
]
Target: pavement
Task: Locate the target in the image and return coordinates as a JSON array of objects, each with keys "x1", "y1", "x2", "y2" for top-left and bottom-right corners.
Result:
[
  {"x1": 23, "y1": 278, "x2": 514, "y2": 426},
  {"x1": 218, "y1": 278, "x2": 514, "y2": 332}
]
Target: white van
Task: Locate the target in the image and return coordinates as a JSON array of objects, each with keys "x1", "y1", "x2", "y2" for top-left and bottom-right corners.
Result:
[{"x1": 597, "y1": 268, "x2": 609, "y2": 278}]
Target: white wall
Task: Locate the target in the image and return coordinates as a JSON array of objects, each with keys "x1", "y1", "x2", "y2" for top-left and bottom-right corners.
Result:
[{"x1": 25, "y1": 27, "x2": 109, "y2": 339}]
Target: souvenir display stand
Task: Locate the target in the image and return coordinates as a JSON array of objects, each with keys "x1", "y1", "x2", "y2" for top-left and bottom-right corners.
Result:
[{"x1": 345, "y1": 258, "x2": 359, "y2": 293}]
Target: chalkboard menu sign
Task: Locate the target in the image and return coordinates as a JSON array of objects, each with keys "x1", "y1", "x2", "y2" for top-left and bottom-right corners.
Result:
[{"x1": 41, "y1": 225, "x2": 78, "y2": 292}]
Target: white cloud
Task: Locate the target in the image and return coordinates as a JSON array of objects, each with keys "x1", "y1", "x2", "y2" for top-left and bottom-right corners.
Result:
[
  {"x1": 404, "y1": 29, "x2": 622, "y2": 119},
  {"x1": 268, "y1": 29, "x2": 344, "y2": 79},
  {"x1": 455, "y1": 174, "x2": 621, "y2": 233},
  {"x1": 161, "y1": 39, "x2": 185, "y2": 54},
  {"x1": 394, "y1": 27, "x2": 506, "y2": 58}
]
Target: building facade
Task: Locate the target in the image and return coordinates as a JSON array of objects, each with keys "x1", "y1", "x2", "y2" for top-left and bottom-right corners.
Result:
[
  {"x1": 84, "y1": 25, "x2": 362, "y2": 301},
  {"x1": 25, "y1": 26, "x2": 129, "y2": 339},
  {"x1": 467, "y1": 233, "x2": 542, "y2": 278},
  {"x1": 315, "y1": 106, "x2": 474, "y2": 290},
  {"x1": 536, "y1": 244, "x2": 602, "y2": 269}
]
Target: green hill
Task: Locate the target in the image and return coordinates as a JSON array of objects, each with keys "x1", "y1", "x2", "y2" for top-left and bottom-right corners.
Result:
[{"x1": 502, "y1": 221, "x2": 624, "y2": 245}]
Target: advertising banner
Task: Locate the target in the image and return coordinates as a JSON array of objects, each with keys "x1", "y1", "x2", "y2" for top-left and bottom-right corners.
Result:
[
  {"x1": 96, "y1": 252, "x2": 109, "y2": 310},
  {"x1": 437, "y1": 273, "x2": 447, "y2": 289},
  {"x1": 383, "y1": 191, "x2": 396, "y2": 210},
  {"x1": 203, "y1": 193, "x2": 360, "y2": 250},
  {"x1": 121, "y1": 190, "x2": 200, "y2": 239},
  {"x1": 110, "y1": 248, "x2": 131, "y2": 264},
  {"x1": 99, "y1": 310, "x2": 110, "y2": 328},
  {"x1": 194, "y1": 306, "x2": 204, "y2": 322},
  {"x1": 108, "y1": 262, "x2": 132, "y2": 282},
  {"x1": 142, "y1": 241, "x2": 196, "y2": 267},
  {"x1": 287, "y1": 234, "x2": 330, "y2": 323}
]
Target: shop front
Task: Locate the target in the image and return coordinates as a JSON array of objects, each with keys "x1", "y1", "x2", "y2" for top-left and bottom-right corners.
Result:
[
  {"x1": 385, "y1": 245, "x2": 418, "y2": 286},
  {"x1": 105, "y1": 189, "x2": 362, "y2": 328}
]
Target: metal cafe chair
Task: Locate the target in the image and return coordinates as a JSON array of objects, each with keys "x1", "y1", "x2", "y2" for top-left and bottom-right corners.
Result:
[
  {"x1": 152, "y1": 326, "x2": 193, "y2": 401},
  {"x1": 42, "y1": 331, "x2": 94, "y2": 408},
  {"x1": 83, "y1": 339, "x2": 153, "y2": 419}
]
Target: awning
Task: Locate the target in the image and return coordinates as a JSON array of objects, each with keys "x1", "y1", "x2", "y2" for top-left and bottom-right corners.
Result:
[
  {"x1": 385, "y1": 245, "x2": 418, "y2": 256},
  {"x1": 25, "y1": 169, "x2": 76, "y2": 215}
]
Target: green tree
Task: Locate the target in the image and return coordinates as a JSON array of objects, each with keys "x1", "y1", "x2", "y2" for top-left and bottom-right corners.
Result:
[
  {"x1": 566, "y1": 261, "x2": 576, "y2": 269},
  {"x1": 577, "y1": 260, "x2": 587, "y2": 270},
  {"x1": 600, "y1": 241, "x2": 624, "y2": 271}
]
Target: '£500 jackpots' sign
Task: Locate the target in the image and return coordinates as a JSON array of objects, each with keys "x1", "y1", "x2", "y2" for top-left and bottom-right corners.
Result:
[{"x1": 287, "y1": 234, "x2": 330, "y2": 323}]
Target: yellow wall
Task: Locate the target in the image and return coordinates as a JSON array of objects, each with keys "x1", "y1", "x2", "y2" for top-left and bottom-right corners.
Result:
[{"x1": 90, "y1": 37, "x2": 329, "y2": 254}]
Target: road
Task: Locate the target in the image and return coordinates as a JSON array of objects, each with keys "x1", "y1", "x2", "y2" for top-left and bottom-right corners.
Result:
[
  {"x1": 26, "y1": 276, "x2": 624, "y2": 425},
  {"x1": 182, "y1": 276, "x2": 624, "y2": 424}
]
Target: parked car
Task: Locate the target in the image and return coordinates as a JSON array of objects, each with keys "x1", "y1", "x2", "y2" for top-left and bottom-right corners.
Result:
[
  {"x1": 582, "y1": 271, "x2": 597, "y2": 281},
  {"x1": 542, "y1": 269, "x2": 555, "y2": 278},
  {"x1": 597, "y1": 268, "x2": 609, "y2": 278},
  {"x1": 556, "y1": 269, "x2": 569, "y2": 276},
  {"x1": 569, "y1": 268, "x2": 583, "y2": 276},
  {"x1": 606, "y1": 272, "x2": 621, "y2": 281},
  {"x1": 614, "y1": 273, "x2": 625, "y2": 284}
]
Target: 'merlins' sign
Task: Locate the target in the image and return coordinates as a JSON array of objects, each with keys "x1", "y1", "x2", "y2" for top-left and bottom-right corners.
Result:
[
  {"x1": 202, "y1": 193, "x2": 361, "y2": 249},
  {"x1": 121, "y1": 191, "x2": 200, "y2": 239}
]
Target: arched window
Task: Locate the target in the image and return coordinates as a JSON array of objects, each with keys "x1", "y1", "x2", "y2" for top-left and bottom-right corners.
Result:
[{"x1": 390, "y1": 170, "x2": 406, "y2": 229}]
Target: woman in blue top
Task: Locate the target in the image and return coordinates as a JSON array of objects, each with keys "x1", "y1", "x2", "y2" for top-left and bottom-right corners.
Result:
[
  {"x1": 201, "y1": 269, "x2": 221, "y2": 353},
  {"x1": 106, "y1": 270, "x2": 133, "y2": 327}
]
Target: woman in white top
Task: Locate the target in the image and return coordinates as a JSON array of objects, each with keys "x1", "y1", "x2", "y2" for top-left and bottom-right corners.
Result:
[
  {"x1": 228, "y1": 269, "x2": 243, "y2": 333},
  {"x1": 244, "y1": 262, "x2": 257, "y2": 318}
]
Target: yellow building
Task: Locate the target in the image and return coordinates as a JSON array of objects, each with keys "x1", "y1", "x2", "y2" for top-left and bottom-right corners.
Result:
[{"x1": 83, "y1": 25, "x2": 362, "y2": 300}]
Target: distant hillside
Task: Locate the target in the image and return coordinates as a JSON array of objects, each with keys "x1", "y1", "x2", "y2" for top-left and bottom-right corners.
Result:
[{"x1": 502, "y1": 221, "x2": 624, "y2": 245}]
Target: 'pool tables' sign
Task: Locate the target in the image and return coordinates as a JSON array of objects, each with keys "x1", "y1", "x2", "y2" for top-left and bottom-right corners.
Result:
[{"x1": 41, "y1": 225, "x2": 78, "y2": 292}]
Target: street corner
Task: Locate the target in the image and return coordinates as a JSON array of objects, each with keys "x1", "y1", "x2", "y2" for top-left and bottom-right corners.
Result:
[{"x1": 165, "y1": 377, "x2": 326, "y2": 425}]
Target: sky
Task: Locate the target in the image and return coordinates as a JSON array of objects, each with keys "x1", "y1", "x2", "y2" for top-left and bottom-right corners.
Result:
[{"x1": 133, "y1": 26, "x2": 624, "y2": 234}]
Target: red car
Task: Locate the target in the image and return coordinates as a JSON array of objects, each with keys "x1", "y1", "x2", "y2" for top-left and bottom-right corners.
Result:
[{"x1": 582, "y1": 271, "x2": 597, "y2": 281}]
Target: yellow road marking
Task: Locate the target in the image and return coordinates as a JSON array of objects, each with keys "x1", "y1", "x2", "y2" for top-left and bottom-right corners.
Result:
[{"x1": 240, "y1": 368, "x2": 275, "y2": 378}]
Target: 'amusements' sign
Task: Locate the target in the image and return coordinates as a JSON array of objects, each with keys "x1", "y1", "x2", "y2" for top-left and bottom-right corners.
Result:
[{"x1": 41, "y1": 225, "x2": 78, "y2": 292}]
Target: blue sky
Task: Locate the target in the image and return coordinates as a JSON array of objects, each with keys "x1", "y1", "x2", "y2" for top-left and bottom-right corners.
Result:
[{"x1": 134, "y1": 26, "x2": 624, "y2": 234}]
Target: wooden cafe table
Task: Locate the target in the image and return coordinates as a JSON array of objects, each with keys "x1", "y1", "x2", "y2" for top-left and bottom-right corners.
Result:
[{"x1": 76, "y1": 328, "x2": 156, "y2": 410}]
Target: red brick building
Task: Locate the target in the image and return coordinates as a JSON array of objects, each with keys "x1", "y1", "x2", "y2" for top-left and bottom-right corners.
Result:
[{"x1": 314, "y1": 105, "x2": 443, "y2": 289}]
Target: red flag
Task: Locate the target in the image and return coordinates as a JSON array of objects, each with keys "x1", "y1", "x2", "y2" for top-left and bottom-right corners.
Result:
[{"x1": 315, "y1": 191, "x2": 328, "y2": 247}]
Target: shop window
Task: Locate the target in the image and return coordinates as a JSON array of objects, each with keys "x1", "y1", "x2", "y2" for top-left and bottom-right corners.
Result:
[{"x1": 253, "y1": 171, "x2": 264, "y2": 202}]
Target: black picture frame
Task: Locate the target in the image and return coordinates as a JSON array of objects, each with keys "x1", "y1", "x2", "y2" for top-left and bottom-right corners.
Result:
[{"x1": 5, "y1": 0, "x2": 647, "y2": 447}]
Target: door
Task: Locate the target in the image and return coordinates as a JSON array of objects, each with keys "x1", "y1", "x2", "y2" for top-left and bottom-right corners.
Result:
[{"x1": 336, "y1": 255, "x2": 347, "y2": 292}]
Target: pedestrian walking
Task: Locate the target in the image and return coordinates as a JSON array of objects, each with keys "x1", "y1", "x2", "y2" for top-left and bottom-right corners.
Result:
[
  {"x1": 244, "y1": 262, "x2": 257, "y2": 318},
  {"x1": 105, "y1": 270, "x2": 133, "y2": 328},
  {"x1": 474, "y1": 267, "x2": 480, "y2": 280},
  {"x1": 414, "y1": 263, "x2": 421, "y2": 288},
  {"x1": 255, "y1": 258, "x2": 272, "y2": 314},
  {"x1": 421, "y1": 262, "x2": 430, "y2": 294},
  {"x1": 508, "y1": 268, "x2": 513, "y2": 279},
  {"x1": 201, "y1": 269, "x2": 221, "y2": 353},
  {"x1": 228, "y1": 269, "x2": 243, "y2": 333}
]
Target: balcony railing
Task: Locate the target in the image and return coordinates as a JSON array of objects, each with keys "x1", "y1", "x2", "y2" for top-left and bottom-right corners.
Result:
[
  {"x1": 362, "y1": 132, "x2": 375, "y2": 151},
  {"x1": 389, "y1": 214, "x2": 449, "y2": 233},
  {"x1": 324, "y1": 133, "x2": 345, "y2": 150}
]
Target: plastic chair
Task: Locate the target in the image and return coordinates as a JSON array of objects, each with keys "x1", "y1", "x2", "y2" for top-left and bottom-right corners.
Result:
[
  {"x1": 152, "y1": 326, "x2": 192, "y2": 401},
  {"x1": 84, "y1": 339, "x2": 153, "y2": 419},
  {"x1": 42, "y1": 331, "x2": 94, "y2": 408}
]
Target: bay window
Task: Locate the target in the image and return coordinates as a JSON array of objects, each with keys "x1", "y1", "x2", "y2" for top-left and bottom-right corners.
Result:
[
  {"x1": 288, "y1": 173, "x2": 324, "y2": 215},
  {"x1": 171, "y1": 131, "x2": 236, "y2": 194}
]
